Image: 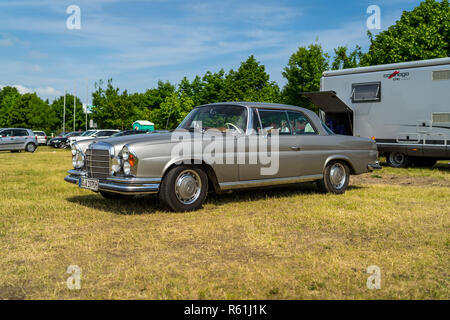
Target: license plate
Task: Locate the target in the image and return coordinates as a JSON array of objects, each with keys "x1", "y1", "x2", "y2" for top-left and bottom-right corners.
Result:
[{"x1": 79, "y1": 177, "x2": 99, "y2": 192}]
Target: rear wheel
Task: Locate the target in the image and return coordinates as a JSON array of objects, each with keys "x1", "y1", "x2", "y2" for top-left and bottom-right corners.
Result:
[
  {"x1": 159, "y1": 165, "x2": 208, "y2": 212},
  {"x1": 317, "y1": 161, "x2": 350, "y2": 194},
  {"x1": 386, "y1": 152, "x2": 411, "y2": 168},
  {"x1": 25, "y1": 143, "x2": 36, "y2": 153}
]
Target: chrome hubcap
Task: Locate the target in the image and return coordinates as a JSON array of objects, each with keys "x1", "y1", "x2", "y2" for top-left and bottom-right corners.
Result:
[
  {"x1": 330, "y1": 163, "x2": 346, "y2": 189},
  {"x1": 175, "y1": 170, "x2": 202, "y2": 205}
]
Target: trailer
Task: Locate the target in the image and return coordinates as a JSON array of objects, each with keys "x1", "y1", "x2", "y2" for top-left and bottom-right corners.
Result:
[{"x1": 303, "y1": 58, "x2": 450, "y2": 168}]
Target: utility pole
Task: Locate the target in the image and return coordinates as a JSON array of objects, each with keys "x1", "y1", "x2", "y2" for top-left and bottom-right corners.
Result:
[
  {"x1": 73, "y1": 81, "x2": 76, "y2": 132},
  {"x1": 85, "y1": 78, "x2": 88, "y2": 131},
  {"x1": 63, "y1": 87, "x2": 66, "y2": 134}
]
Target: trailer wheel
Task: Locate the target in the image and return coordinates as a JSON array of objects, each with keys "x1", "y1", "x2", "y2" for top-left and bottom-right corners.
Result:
[{"x1": 386, "y1": 152, "x2": 411, "y2": 168}]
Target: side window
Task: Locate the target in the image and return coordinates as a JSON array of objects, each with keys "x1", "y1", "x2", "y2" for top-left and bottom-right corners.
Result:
[
  {"x1": 258, "y1": 109, "x2": 291, "y2": 135},
  {"x1": 351, "y1": 82, "x2": 381, "y2": 102},
  {"x1": 0, "y1": 130, "x2": 12, "y2": 137},
  {"x1": 13, "y1": 129, "x2": 28, "y2": 136},
  {"x1": 287, "y1": 111, "x2": 317, "y2": 135}
]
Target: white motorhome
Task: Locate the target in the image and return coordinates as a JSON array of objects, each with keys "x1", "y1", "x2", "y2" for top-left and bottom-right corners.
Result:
[{"x1": 304, "y1": 58, "x2": 450, "y2": 167}]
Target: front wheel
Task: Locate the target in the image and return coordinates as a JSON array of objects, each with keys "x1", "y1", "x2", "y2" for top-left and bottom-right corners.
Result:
[
  {"x1": 159, "y1": 165, "x2": 208, "y2": 212},
  {"x1": 317, "y1": 161, "x2": 350, "y2": 194}
]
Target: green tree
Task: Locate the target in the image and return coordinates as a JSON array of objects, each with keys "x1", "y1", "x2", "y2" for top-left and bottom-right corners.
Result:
[
  {"x1": 51, "y1": 94, "x2": 86, "y2": 132},
  {"x1": 151, "y1": 93, "x2": 195, "y2": 130},
  {"x1": 0, "y1": 86, "x2": 21, "y2": 128},
  {"x1": 224, "y1": 55, "x2": 281, "y2": 102},
  {"x1": 362, "y1": 0, "x2": 450, "y2": 66},
  {"x1": 142, "y1": 80, "x2": 176, "y2": 110},
  {"x1": 332, "y1": 46, "x2": 363, "y2": 70},
  {"x1": 282, "y1": 43, "x2": 329, "y2": 111},
  {"x1": 197, "y1": 69, "x2": 227, "y2": 105}
]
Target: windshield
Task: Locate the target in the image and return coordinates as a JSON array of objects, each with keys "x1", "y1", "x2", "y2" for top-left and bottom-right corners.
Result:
[{"x1": 178, "y1": 105, "x2": 247, "y2": 133}]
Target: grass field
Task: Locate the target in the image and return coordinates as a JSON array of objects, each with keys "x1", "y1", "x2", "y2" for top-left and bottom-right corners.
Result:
[{"x1": 0, "y1": 147, "x2": 449, "y2": 299}]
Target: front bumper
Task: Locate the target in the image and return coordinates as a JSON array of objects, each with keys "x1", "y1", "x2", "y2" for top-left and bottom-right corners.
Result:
[
  {"x1": 367, "y1": 161, "x2": 382, "y2": 171},
  {"x1": 64, "y1": 170, "x2": 160, "y2": 195}
]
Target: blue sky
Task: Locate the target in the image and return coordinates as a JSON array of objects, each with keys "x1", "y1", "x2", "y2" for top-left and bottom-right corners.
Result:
[{"x1": 0, "y1": 0, "x2": 423, "y2": 101}]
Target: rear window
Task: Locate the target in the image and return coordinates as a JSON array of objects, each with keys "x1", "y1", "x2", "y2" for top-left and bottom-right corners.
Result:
[{"x1": 34, "y1": 132, "x2": 45, "y2": 136}]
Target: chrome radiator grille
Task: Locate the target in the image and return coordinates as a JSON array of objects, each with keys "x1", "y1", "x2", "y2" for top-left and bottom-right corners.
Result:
[{"x1": 85, "y1": 148, "x2": 110, "y2": 179}]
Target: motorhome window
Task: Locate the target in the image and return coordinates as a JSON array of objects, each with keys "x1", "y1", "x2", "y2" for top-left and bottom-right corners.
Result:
[
  {"x1": 432, "y1": 70, "x2": 450, "y2": 81},
  {"x1": 351, "y1": 82, "x2": 381, "y2": 102}
]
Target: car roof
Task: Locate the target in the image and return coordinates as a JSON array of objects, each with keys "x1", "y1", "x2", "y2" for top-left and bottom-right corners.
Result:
[
  {"x1": 196, "y1": 101, "x2": 316, "y2": 115},
  {"x1": 1, "y1": 128, "x2": 32, "y2": 131}
]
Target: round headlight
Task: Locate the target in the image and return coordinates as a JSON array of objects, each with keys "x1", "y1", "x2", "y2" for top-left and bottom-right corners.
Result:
[
  {"x1": 111, "y1": 157, "x2": 121, "y2": 174},
  {"x1": 72, "y1": 152, "x2": 84, "y2": 169},
  {"x1": 71, "y1": 145, "x2": 84, "y2": 169},
  {"x1": 123, "y1": 161, "x2": 131, "y2": 175}
]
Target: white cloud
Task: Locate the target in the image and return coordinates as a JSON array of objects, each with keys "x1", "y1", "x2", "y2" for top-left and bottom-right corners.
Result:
[
  {"x1": 0, "y1": 38, "x2": 12, "y2": 46},
  {"x1": 0, "y1": 84, "x2": 62, "y2": 97},
  {"x1": 28, "y1": 50, "x2": 48, "y2": 59}
]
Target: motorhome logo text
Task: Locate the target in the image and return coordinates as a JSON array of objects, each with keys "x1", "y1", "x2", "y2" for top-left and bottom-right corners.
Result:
[{"x1": 384, "y1": 70, "x2": 410, "y2": 80}]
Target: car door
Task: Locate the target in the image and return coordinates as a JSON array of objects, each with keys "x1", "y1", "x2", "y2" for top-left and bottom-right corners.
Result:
[
  {"x1": 13, "y1": 129, "x2": 28, "y2": 149},
  {"x1": 0, "y1": 129, "x2": 15, "y2": 150},
  {"x1": 238, "y1": 108, "x2": 300, "y2": 181},
  {"x1": 286, "y1": 111, "x2": 326, "y2": 176}
]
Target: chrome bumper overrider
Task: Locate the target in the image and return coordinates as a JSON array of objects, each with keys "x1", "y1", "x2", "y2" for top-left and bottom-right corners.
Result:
[
  {"x1": 367, "y1": 161, "x2": 382, "y2": 171},
  {"x1": 64, "y1": 170, "x2": 160, "y2": 195}
]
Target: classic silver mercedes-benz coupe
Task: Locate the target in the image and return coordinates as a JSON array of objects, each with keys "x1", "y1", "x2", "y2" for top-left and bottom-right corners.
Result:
[{"x1": 65, "y1": 102, "x2": 380, "y2": 211}]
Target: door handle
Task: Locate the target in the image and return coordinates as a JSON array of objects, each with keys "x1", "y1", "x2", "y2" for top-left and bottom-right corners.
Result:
[{"x1": 290, "y1": 146, "x2": 301, "y2": 151}]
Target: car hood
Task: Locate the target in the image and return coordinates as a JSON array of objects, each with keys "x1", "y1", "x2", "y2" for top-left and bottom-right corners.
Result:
[{"x1": 75, "y1": 132, "x2": 174, "y2": 154}]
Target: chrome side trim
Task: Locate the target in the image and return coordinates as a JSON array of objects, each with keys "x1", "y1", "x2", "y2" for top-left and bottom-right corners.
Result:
[
  {"x1": 106, "y1": 176, "x2": 161, "y2": 184},
  {"x1": 67, "y1": 169, "x2": 86, "y2": 176},
  {"x1": 219, "y1": 174, "x2": 323, "y2": 191}
]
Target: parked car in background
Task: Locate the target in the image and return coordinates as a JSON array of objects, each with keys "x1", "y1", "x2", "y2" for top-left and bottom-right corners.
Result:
[
  {"x1": 68, "y1": 130, "x2": 119, "y2": 146},
  {"x1": 0, "y1": 128, "x2": 38, "y2": 152},
  {"x1": 48, "y1": 131, "x2": 83, "y2": 148},
  {"x1": 110, "y1": 130, "x2": 149, "y2": 137},
  {"x1": 65, "y1": 102, "x2": 380, "y2": 212},
  {"x1": 33, "y1": 131, "x2": 47, "y2": 145}
]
